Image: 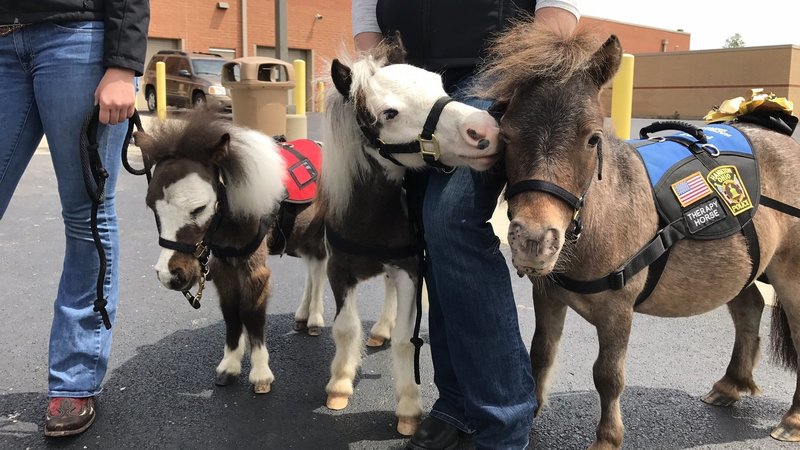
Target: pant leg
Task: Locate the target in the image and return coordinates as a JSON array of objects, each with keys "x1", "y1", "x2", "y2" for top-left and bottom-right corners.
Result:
[
  {"x1": 18, "y1": 22, "x2": 127, "y2": 397},
  {"x1": 0, "y1": 32, "x2": 44, "y2": 216},
  {"x1": 422, "y1": 81, "x2": 537, "y2": 449}
]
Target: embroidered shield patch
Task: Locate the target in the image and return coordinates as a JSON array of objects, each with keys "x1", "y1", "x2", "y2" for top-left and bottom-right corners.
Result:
[
  {"x1": 706, "y1": 165, "x2": 753, "y2": 216},
  {"x1": 671, "y1": 171, "x2": 713, "y2": 207}
]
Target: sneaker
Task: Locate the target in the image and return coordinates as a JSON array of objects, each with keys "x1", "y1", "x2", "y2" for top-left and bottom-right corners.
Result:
[{"x1": 44, "y1": 397, "x2": 96, "y2": 437}]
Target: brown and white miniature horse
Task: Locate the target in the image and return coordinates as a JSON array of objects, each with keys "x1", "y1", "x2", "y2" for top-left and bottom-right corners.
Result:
[
  {"x1": 134, "y1": 112, "x2": 324, "y2": 394},
  {"x1": 320, "y1": 39, "x2": 502, "y2": 435},
  {"x1": 480, "y1": 23, "x2": 800, "y2": 448}
]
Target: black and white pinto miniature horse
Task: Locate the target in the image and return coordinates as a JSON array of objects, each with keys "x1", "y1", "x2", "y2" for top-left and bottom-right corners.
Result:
[
  {"x1": 320, "y1": 40, "x2": 502, "y2": 435},
  {"x1": 134, "y1": 112, "x2": 324, "y2": 393},
  {"x1": 480, "y1": 22, "x2": 800, "y2": 448}
]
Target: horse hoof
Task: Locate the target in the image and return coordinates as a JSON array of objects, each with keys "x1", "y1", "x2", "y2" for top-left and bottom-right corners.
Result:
[
  {"x1": 307, "y1": 326, "x2": 322, "y2": 336},
  {"x1": 771, "y1": 424, "x2": 800, "y2": 442},
  {"x1": 326, "y1": 394, "x2": 349, "y2": 410},
  {"x1": 214, "y1": 372, "x2": 237, "y2": 386},
  {"x1": 366, "y1": 335, "x2": 387, "y2": 347},
  {"x1": 253, "y1": 382, "x2": 272, "y2": 394},
  {"x1": 396, "y1": 416, "x2": 419, "y2": 436},
  {"x1": 700, "y1": 389, "x2": 738, "y2": 407},
  {"x1": 293, "y1": 320, "x2": 307, "y2": 331}
]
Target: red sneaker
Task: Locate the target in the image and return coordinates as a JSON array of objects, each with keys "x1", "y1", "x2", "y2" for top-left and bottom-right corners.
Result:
[{"x1": 44, "y1": 397, "x2": 96, "y2": 437}]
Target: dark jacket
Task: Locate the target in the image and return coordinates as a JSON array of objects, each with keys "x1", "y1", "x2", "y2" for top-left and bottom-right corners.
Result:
[
  {"x1": 0, "y1": 0, "x2": 150, "y2": 75},
  {"x1": 377, "y1": 0, "x2": 535, "y2": 91}
]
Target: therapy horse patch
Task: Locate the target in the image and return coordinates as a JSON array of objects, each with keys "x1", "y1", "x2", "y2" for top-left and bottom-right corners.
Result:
[{"x1": 630, "y1": 124, "x2": 759, "y2": 241}]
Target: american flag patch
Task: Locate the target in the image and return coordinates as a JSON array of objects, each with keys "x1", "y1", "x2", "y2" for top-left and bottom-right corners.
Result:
[{"x1": 671, "y1": 172, "x2": 712, "y2": 207}]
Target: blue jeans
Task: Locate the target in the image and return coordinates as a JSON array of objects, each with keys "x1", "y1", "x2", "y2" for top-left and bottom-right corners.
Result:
[
  {"x1": 421, "y1": 81, "x2": 536, "y2": 449},
  {"x1": 0, "y1": 22, "x2": 127, "y2": 397}
]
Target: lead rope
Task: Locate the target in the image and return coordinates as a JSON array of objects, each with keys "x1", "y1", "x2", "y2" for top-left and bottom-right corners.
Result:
[
  {"x1": 80, "y1": 106, "x2": 146, "y2": 329},
  {"x1": 403, "y1": 172, "x2": 427, "y2": 385}
]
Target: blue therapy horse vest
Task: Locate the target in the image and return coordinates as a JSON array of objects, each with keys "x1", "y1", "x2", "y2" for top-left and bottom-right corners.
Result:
[{"x1": 630, "y1": 124, "x2": 760, "y2": 240}]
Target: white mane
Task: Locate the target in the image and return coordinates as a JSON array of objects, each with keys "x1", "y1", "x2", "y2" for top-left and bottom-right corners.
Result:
[{"x1": 224, "y1": 125, "x2": 287, "y2": 220}]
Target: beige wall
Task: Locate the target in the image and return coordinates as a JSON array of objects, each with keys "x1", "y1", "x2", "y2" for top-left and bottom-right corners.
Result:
[{"x1": 602, "y1": 45, "x2": 800, "y2": 119}]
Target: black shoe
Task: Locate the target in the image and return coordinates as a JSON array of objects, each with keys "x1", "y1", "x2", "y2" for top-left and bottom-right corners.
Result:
[{"x1": 406, "y1": 416, "x2": 462, "y2": 450}]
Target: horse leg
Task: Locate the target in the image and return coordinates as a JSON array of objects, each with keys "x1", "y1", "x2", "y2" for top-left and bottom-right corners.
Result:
[
  {"x1": 702, "y1": 283, "x2": 764, "y2": 406},
  {"x1": 590, "y1": 308, "x2": 633, "y2": 450},
  {"x1": 325, "y1": 269, "x2": 361, "y2": 411},
  {"x1": 215, "y1": 278, "x2": 245, "y2": 386},
  {"x1": 384, "y1": 266, "x2": 422, "y2": 436},
  {"x1": 763, "y1": 263, "x2": 800, "y2": 441},
  {"x1": 294, "y1": 256, "x2": 327, "y2": 336},
  {"x1": 241, "y1": 264, "x2": 274, "y2": 394},
  {"x1": 367, "y1": 273, "x2": 397, "y2": 347},
  {"x1": 530, "y1": 293, "x2": 568, "y2": 416}
]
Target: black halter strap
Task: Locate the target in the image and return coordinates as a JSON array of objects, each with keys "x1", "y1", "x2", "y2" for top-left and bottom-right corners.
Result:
[
  {"x1": 359, "y1": 96, "x2": 455, "y2": 172},
  {"x1": 80, "y1": 105, "x2": 145, "y2": 329}
]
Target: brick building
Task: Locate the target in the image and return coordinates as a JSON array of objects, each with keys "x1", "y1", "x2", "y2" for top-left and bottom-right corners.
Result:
[{"x1": 143, "y1": 2, "x2": 692, "y2": 111}]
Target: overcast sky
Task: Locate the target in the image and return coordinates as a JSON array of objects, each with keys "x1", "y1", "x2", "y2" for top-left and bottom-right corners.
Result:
[{"x1": 581, "y1": 1, "x2": 800, "y2": 50}]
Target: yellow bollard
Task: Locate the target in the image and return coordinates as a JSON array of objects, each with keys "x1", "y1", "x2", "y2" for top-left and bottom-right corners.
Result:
[
  {"x1": 292, "y1": 59, "x2": 306, "y2": 116},
  {"x1": 611, "y1": 53, "x2": 634, "y2": 140},
  {"x1": 316, "y1": 81, "x2": 325, "y2": 113},
  {"x1": 156, "y1": 61, "x2": 167, "y2": 122}
]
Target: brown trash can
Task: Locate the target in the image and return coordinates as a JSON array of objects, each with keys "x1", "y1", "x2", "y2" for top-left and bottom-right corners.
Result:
[{"x1": 221, "y1": 57, "x2": 296, "y2": 136}]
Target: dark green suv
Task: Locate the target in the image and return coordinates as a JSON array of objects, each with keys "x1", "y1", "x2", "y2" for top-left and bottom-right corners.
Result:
[{"x1": 143, "y1": 51, "x2": 231, "y2": 111}]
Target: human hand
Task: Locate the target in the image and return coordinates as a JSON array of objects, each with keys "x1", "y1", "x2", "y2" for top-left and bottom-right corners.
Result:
[
  {"x1": 535, "y1": 7, "x2": 579, "y2": 38},
  {"x1": 94, "y1": 67, "x2": 137, "y2": 125}
]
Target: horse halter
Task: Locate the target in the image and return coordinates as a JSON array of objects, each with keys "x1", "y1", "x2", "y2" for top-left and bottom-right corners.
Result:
[
  {"x1": 504, "y1": 138, "x2": 604, "y2": 241},
  {"x1": 357, "y1": 96, "x2": 456, "y2": 172},
  {"x1": 156, "y1": 181, "x2": 229, "y2": 309}
]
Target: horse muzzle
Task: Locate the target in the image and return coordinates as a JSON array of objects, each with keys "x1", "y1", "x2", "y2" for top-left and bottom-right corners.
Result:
[{"x1": 507, "y1": 220, "x2": 562, "y2": 276}]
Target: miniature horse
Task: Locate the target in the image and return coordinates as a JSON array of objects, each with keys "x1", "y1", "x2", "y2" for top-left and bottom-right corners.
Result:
[
  {"x1": 134, "y1": 112, "x2": 311, "y2": 394},
  {"x1": 480, "y1": 23, "x2": 800, "y2": 448},
  {"x1": 321, "y1": 39, "x2": 502, "y2": 435}
]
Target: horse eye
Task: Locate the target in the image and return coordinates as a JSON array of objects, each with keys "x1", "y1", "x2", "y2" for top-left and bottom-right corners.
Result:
[
  {"x1": 499, "y1": 132, "x2": 511, "y2": 145},
  {"x1": 382, "y1": 109, "x2": 399, "y2": 120},
  {"x1": 190, "y1": 205, "x2": 206, "y2": 218},
  {"x1": 587, "y1": 134, "x2": 602, "y2": 148}
]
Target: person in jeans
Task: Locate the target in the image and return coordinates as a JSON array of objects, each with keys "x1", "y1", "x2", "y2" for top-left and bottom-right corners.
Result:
[
  {"x1": 352, "y1": 1, "x2": 579, "y2": 449},
  {"x1": 0, "y1": 1, "x2": 149, "y2": 437}
]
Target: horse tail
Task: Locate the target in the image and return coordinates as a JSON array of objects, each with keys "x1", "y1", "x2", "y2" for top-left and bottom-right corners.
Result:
[{"x1": 770, "y1": 299, "x2": 798, "y2": 371}]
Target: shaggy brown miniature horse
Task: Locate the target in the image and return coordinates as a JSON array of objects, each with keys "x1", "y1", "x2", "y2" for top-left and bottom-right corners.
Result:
[
  {"x1": 134, "y1": 111, "x2": 325, "y2": 393},
  {"x1": 320, "y1": 38, "x2": 503, "y2": 435},
  {"x1": 480, "y1": 23, "x2": 800, "y2": 449}
]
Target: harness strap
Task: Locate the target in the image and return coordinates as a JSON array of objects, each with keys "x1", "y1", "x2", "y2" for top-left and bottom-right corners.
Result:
[
  {"x1": 553, "y1": 221, "x2": 685, "y2": 294},
  {"x1": 504, "y1": 180, "x2": 582, "y2": 209},
  {"x1": 325, "y1": 226, "x2": 419, "y2": 261},
  {"x1": 210, "y1": 213, "x2": 273, "y2": 258},
  {"x1": 268, "y1": 201, "x2": 300, "y2": 256}
]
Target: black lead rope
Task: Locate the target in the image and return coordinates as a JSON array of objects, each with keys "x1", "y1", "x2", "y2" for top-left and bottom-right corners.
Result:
[{"x1": 80, "y1": 106, "x2": 146, "y2": 329}]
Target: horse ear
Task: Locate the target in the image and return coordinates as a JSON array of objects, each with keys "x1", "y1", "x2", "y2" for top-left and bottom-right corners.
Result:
[
  {"x1": 586, "y1": 35, "x2": 623, "y2": 88},
  {"x1": 211, "y1": 133, "x2": 231, "y2": 163},
  {"x1": 331, "y1": 59, "x2": 353, "y2": 98},
  {"x1": 383, "y1": 31, "x2": 407, "y2": 65}
]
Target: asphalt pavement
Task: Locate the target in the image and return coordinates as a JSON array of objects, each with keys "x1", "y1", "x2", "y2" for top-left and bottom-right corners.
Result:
[{"x1": 1, "y1": 112, "x2": 799, "y2": 449}]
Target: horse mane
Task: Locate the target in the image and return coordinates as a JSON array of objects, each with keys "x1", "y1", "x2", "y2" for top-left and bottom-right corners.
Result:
[
  {"x1": 143, "y1": 110, "x2": 286, "y2": 220},
  {"x1": 319, "y1": 46, "x2": 394, "y2": 222},
  {"x1": 477, "y1": 19, "x2": 605, "y2": 102}
]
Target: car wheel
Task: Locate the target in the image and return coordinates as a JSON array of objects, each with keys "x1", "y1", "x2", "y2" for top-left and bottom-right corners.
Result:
[
  {"x1": 192, "y1": 92, "x2": 207, "y2": 109},
  {"x1": 146, "y1": 87, "x2": 156, "y2": 112}
]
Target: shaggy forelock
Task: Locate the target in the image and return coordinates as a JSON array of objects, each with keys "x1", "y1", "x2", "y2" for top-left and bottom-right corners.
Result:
[
  {"x1": 476, "y1": 19, "x2": 605, "y2": 102},
  {"x1": 142, "y1": 109, "x2": 235, "y2": 166}
]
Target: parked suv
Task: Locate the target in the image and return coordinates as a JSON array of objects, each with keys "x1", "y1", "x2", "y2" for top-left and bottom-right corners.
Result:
[{"x1": 143, "y1": 50, "x2": 231, "y2": 111}]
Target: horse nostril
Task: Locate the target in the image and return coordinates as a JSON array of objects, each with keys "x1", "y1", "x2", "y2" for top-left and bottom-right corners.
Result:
[
  {"x1": 467, "y1": 128, "x2": 481, "y2": 140},
  {"x1": 477, "y1": 138, "x2": 490, "y2": 150},
  {"x1": 171, "y1": 268, "x2": 186, "y2": 285}
]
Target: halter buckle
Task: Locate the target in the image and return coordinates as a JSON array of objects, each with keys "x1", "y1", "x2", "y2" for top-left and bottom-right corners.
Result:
[
  {"x1": 417, "y1": 134, "x2": 441, "y2": 161},
  {"x1": 194, "y1": 242, "x2": 209, "y2": 259}
]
